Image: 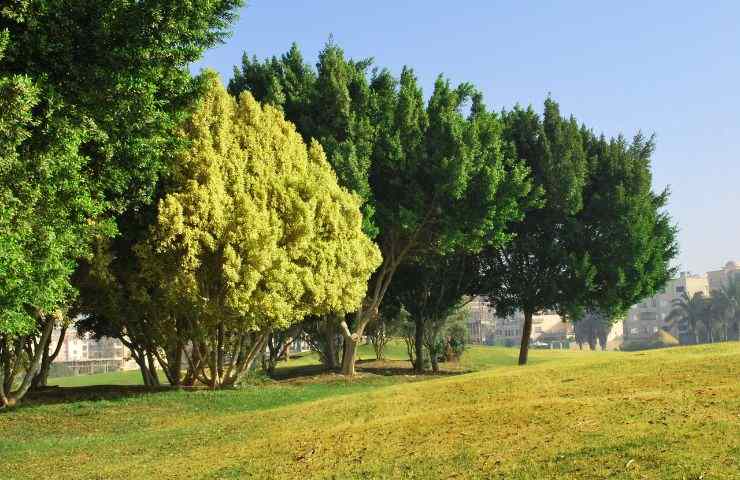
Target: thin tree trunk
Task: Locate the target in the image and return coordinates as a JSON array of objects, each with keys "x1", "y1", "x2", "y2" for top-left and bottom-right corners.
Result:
[
  {"x1": 430, "y1": 353, "x2": 439, "y2": 373},
  {"x1": 326, "y1": 329, "x2": 338, "y2": 370},
  {"x1": 518, "y1": 309, "x2": 534, "y2": 366},
  {"x1": 32, "y1": 325, "x2": 67, "y2": 390},
  {"x1": 414, "y1": 317, "x2": 425, "y2": 373}
]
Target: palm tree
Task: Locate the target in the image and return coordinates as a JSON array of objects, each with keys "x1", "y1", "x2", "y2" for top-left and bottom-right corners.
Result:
[
  {"x1": 664, "y1": 292, "x2": 709, "y2": 344},
  {"x1": 712, "y1": 279, "x2": 740, "y2": 341}
]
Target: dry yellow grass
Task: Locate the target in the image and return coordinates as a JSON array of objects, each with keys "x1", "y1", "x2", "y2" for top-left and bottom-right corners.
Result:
[{"x1": 1, "y1": 343, "x2": 739, "y2": 479}]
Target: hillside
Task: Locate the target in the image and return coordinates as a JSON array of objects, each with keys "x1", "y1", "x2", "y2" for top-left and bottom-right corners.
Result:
[{"x1": 1, "y1": 344, "x2": 739, "y2": 479}]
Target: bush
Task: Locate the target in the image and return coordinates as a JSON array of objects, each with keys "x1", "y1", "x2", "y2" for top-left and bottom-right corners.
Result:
[
  {"x1": 621, "y1": 330, "x2": 680, "y2": 351},
  {"x1": 444, "y1": 322, "x2": 468, "y2": 361}
]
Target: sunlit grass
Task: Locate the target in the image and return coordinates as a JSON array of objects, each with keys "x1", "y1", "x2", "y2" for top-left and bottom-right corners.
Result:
[{"x1": 3, "y1": 343, "x2": 739, "y2": 479}]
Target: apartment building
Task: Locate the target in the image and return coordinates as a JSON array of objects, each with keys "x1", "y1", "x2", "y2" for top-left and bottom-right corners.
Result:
[
  {"x1": 52, "y1": 327, "x2": 137, "y2": 375},
  {"x1": 624, "y1": 272, "x2": 709, "y2": 342},
  {"x1": 707, "y1": 261, "x2": 740, "y2": 293},
  {"x1": 466, "y1": 297, "x2": 497, "y2": 344},
  {"x1": 492, "y1": 310, "x2": 573, "y2": 347}
]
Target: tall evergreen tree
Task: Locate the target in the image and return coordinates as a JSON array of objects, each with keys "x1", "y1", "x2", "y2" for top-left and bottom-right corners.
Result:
[
  {"x1": 577, "y1": 132, "x2": 678, "y2": 318},
  {"x1": 230, "y1": 44, "x2": 532, "y2": 374},
  {"x1": 482, "y1": 99, "x2": 588, "y2": 365},
  {"x1": 483, "y1": 99, "x2": 677, "y2": 365}
]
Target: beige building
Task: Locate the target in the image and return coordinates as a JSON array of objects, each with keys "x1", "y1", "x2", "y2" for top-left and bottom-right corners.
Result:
[
  {"x1": 707, "y1": 261, "x2": 740, "y2": 293},
  {"x1": 466, "y1": 297, "x2": 497, "y2": 344},
  {"x1": 52, "y1": 327, "x2": 137, "y2": 375},
  {"x1": 624, "y1": 272, "x2": 709, "y2": 342},
  {"x1": 492, "y1": 309, "x2": 573, "y2": 347},
  {"x1": 464, "y1": 297, "x2": 571, "y2": 346}
]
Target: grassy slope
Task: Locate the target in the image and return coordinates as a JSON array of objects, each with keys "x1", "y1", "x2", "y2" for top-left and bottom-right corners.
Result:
[{"x1": 2, "y1": 344, "x2": 739, "y2": 479}]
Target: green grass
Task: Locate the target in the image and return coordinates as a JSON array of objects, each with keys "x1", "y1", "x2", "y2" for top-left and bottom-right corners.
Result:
[
  {"x1": 48, "y1": 370, "x2": 146, "y2": 387},
  {"x1": 2, "y1": 343, "x2": 739, "y2": 479},
  {"x1": 43, "y1": 339, "x2": 435, "y2": 387}
]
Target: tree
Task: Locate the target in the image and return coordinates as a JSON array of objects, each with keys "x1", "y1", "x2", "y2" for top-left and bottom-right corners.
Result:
[
  {"x1": 482, "y1": 99, "x2": 589, "y2": 366},
  {"x1": 230, "y1": 43, "x2": 531, "y2": 375},
  {"x1": 0, "y1": 23, "x2": 105, "y2": 407},
  {"x1": 386, "y1": 252, "x2": 482, "y2": 373},
  {"x1": 665, "y1": 292, "x2": 708, "y2": 344},
  {"x1": 483, "y1": 99, "x2": 677, "y2": 365},
  {"x1": 442, "y1": 307, "x2": 471, "y2": 362},
  {"x1": 1, "y1": 0, "x2": 244, "y2": 406},
  {"x1": 710, "y1": 280, "x2": 740, "y2": 342},
  {"x1": 574, "y1": 311, "x2": 614, "y2": 350},
  {"x1": 135, "y1": 73, "x2": 380, "y2": 387},
  {"x1": 263, "y1": 324, "x2": 303, "y2": 377},
  {"x1": 301, "y1": 316, "x2": 344, "y2": 371},
  {"x1": 365, "y1": 315, "x2": 393, "y2": 361},
  {"x1": 576, "y1": 132, "x2": 678, "y2": 321}
]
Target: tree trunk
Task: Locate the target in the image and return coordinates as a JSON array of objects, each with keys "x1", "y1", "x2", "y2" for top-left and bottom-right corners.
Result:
[
  {"x1": 341, "y1": 338, "x2": 358, "y2": 376},
  {"x1": 518, "y1": 309, "x2": 533, "y2": 366},
  {"x1": 32, "y1": 325, "x2": 67, "y2": 390},
  {"x1": 430, "y1": 354, "x2": 439, "y2": 373},
  {"x1": 414, "y1": 317, "x2": 425, "y2": 373},
  {"x1": 326, "y1": 330, "x2": 338, "y2": 370},
  {"x1": 0, "y1": 318, "x2": 55, "y2": 408}
]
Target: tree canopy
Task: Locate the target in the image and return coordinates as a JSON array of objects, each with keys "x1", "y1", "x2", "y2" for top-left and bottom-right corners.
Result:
[
  {"x1": 1, "y1": 0, "x2": 244, "y2": 405},
  {"x1": 94, "y1": 73, "x2": 381, "y2": 387},
  {"x1": 231, "y1": 43, "x2": 533, "y2": 374},
  {"x1": 483, "y1": 99, "x2": 677, "y2": 365}
]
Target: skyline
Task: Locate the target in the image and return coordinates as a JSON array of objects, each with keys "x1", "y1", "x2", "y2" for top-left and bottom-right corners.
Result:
[{"x1": 192, "y1": 1, "x2": 740, "y2": 275}]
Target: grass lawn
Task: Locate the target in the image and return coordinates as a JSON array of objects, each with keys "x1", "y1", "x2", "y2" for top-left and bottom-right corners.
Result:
[{"x1": 2, "y1": 343, "x2": 739, "y2": 479}]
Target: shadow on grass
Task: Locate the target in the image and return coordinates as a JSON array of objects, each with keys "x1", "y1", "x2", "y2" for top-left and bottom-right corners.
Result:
[
  {"x1": 19, "y1": 358, "x2": 468, "y2": 408},
  {"x1": 273, "y1": 358, "x2": 469, "y2": 380},
  {"x1": 23, "y1": 384, "x2": 176, "y2": 406},
  {"x1": 356, "y1": 359, "x2": 469, "y2": 377}
]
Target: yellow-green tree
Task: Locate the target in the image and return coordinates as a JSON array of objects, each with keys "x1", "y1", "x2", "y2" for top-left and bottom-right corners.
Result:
[{"x1": 137, "y1": 72, "x2": 381, "y2": 387}]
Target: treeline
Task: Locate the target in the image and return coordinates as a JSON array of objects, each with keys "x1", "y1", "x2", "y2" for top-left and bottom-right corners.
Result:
[{"x1": 0, "y1": 2, "x2": 677, "y2": 408}]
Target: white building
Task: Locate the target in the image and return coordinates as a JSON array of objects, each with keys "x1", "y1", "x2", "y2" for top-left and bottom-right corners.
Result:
[
  {"x1": 51, "y1": 327, "x2": 137, "y2": 375},
  {"x1": 466, "y1": 297, "x2": 497, "y2": 344},
  {"x1": 624, "y1": 272, "x2": 709, "y2": 343},
  {"x1": 492, "y1": 309, "x2": 573, "y2": 347}
]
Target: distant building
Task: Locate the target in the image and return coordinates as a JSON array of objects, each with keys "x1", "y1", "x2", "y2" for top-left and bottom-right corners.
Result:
[
  {"x1": 707, "y1": 261, "x2": 740, "y2": 293},
  {"x1": 492, "y1": 310, "x2": 573, "y2": 347},
  {"x1": 52, "y1": 327, "x2": 137, "y2": 375},
  {"x1": 624, "y1": 272, "x2": 709, "y2": 343},
  {"x1": 466, "y1": 297, "x2": 497, "y2": 344}
]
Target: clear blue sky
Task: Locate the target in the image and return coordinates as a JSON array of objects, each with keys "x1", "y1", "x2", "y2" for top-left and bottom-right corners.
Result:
[{"x1": 192, "y1": 1, "x2": 740, "y2": 276}]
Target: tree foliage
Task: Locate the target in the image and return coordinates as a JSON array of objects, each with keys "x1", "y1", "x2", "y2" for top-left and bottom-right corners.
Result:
[
  {"x1": 231, "y1": 43, "x2": 532, "y2": 374},
  {"x1": 483, "y1": 99, "x2": 677, "y2": 365},
  {"x1": 98, "y1": 73, "x2": 380, "y2": 387},
  {"x1": 1, "y1": 0, "x2": 244, "y2": 210},
  {"x1": 1, "y1": 0, "x2": 244, "y2": 406}
]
